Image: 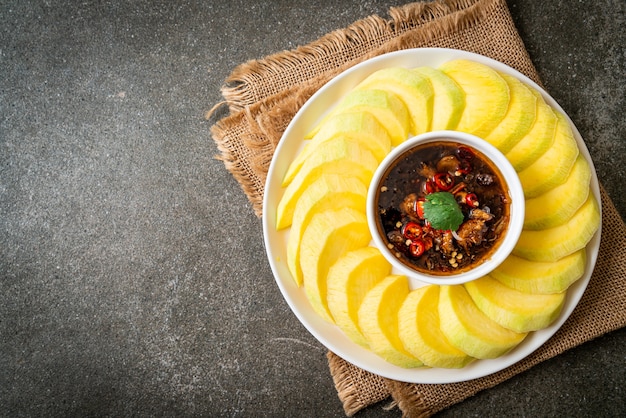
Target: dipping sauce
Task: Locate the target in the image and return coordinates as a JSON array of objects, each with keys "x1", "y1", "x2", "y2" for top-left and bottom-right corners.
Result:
[{"x1": 374, "y1": 140, "x2": 511, "y2": 276}]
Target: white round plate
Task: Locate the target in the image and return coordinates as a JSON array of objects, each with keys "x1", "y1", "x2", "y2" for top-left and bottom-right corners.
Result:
[{"x1": 262, "y1": 48, "x2": 602, "y2": 384}]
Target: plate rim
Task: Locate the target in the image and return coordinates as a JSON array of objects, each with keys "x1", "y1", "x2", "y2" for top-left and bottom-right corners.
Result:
[{"x1": 262, "y1": 47, "x2": 602, "y2": 384}]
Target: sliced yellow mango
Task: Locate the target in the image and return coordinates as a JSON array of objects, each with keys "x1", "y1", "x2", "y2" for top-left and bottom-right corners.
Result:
[
  {"x1": 283, "y1": 111, "x2": 392, "y2": 186},
  {"x1": 513, "y1": 194, "x2": 600, "y2": 262},
  {"x1": 358, "y1": 275, "x2": 424, "y2": 368},
  {"x1": 327, "y1": 247, "x2": 391, "y2": 347},
  {"x1": 484, "y1": 73, "x2": 537, "y2": 153},
  {"x1": 518, "y1": 111, "x2": 579, "y2": 198},
  {"x1": 275, "y1": 138, "x2": 377, "y2": 229},
  {"x1": 304, "y1": 89, "x2": 410, "y2": 145},
  {"x1": 413, "y1": 66, "x2": 465, "y2": 131},
  {"x1": 438, "y1": 285, "x2": 527, "y2": 359},
  {"x1": 491, "y1": 251, "x2": 586, "y2": 294},
  {"x1": 287, "y1": 174, "x2": 367, "y2": 286},
  {"x1": 505, "y1": 90, "x2": 557, "y2": 171},
  {"x1": 300, "y1": 207, "x2": 371, "y2": 323},
  {"x1": 524, "y1": 154, "x2": 591, "y2": 230},
  {"x1": 354, "y1": 67, "x2": 434, "y2": 135},
  {"x1": 439, "y1": 59, "x2": 510, "y2": 138},
  {"x1": 465, "y1": 276, "x2": 566, "y2": 333},
  {"x1": 398, "y1": 285, "x2": 474, "y2": 368}
]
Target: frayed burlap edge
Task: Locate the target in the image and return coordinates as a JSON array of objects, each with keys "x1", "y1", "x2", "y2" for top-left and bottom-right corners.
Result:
[
  {"x1": 219, "y1": 0, "x2": 523, "y2": 113},
  {"x1": 327, "y1": 351, "x2": 393, "y2": 416},
  {"x1": 212, "y1": 84, "x2": 320, "y2": 211},
  {"x1": 210, "y1": 0, "x2": 540, "y2": 217}
]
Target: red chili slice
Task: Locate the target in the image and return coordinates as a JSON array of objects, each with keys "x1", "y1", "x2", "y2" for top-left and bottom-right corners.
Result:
[
  {"x1": 409, "y1": 240, "x2": 426, "y2": 257},
  {"x1": 433, "y1": 172, "x2": 454, "y2": 191},
  {"x1": 465, "y1": 193, "x2": 479, "y2": 207},
  {"x1": 414, "y1": 198, "x2": 426, "y2": 219},
  {"x1": 402, "y1": 222, "x2": 422, "y2": 240},
  {"x1": 423, "y1": 179, "x2": 436, "y2": 194}
]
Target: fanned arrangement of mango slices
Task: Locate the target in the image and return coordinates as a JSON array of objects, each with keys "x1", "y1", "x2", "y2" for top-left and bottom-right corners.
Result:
[{"x1": 274, "y1": 59, "x2": 601, "y2": 369}]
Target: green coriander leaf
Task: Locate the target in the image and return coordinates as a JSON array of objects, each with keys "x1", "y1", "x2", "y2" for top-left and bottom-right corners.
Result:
[{"x1": 423, "y1": 192, "x2": 464, "y2": 231}]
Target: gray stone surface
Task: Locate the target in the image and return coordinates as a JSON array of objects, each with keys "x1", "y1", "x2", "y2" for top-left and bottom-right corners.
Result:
[{"x1": 1, "y1": 0, "x2": 624, "y2": 416}]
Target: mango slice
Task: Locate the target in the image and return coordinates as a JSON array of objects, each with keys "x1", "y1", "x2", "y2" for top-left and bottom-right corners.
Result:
[
  {"x1": 513, "y1": 194, "x2": 600, "y2": 262},
  {"x1": 354, "y1": 67, "x2": 434, "y2": 135},
  {"x1": 300, "y1": 207, "x2": 371, "y2": 323},
  {"x1": 413, "y1": 66, "x2": 465, "y2": 131},
  {"x1": 304, "y1": 89, "x2": 410, "y2": 145},
  {"x1": 505, "y1": 90, "x2": 557, "y2": 171},
  {"x1": 287, "y1": 174, "x2": 367, "y2": 285},
  {"x1": 491, "y1": 251, "x2": 586, "y2": 294},
  {"x1": 283, "y1": 111, "x2": 392, "y2": 186},
  {"x1": 398, "y1": 285, "x2": 474, "y2": 368},
  {"x1": 439, "y1": 59, "x2": 510, "y2": 138},
  {"x1": 484, "y1": 73, "x2": 537, "y2": 153},
  {"x1": 327, "y1": 247, "x2": 391, "y2": 347},
  {"x1": 438, "y1": 285, "x2": 527, "y2": 359},
  {"x1": 524, "y1": 154, "x2": 591, "y2": 230},
  {"x1": 518, "y1": 111, "x2": 579, "y2": 198},
  {"x1": 465, "y1": 276, "x2": 566, "y2": 333},
  {"x1": 275, "y1": 138, "x2": 377, "y2": 229},
  {"x1": 358, "y1": 275, "x2": 424, "y2": 368}
]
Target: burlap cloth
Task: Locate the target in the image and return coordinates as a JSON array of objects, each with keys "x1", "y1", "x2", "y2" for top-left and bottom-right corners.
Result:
[{"x1": 208, "y1": 0, "x2": 626, "y2": 416}]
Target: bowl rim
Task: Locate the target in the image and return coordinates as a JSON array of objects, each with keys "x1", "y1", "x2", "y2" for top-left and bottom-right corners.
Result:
[{"x1": 366, "y1": 130, "x2": 525, "y2": 286}]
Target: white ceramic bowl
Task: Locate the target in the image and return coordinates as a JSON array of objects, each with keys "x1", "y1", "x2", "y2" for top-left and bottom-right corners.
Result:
[{"x1": 367, "y1": 130, "x2": 525, "y2": 286}]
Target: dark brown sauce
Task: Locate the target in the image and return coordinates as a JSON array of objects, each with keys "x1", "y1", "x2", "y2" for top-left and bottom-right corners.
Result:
[{"x1": 374, "y1": 141, "x2": 510, "y2": 276}]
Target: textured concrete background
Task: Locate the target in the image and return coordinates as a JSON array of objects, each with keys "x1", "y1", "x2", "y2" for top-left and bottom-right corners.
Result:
[{"x1": 1, "y1": 0, "x2": 624, "y2": 416}]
